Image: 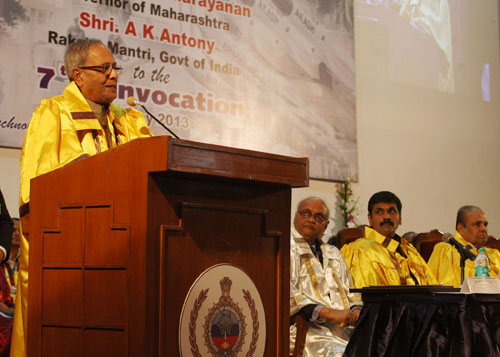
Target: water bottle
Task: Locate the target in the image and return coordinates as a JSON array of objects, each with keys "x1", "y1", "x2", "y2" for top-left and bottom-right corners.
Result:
[{"x1": 475, "y1": 248, "x2": 489, "y2": 277}]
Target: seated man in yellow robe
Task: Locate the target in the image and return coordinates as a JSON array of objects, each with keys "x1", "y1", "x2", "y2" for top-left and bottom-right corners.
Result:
[
  {"x1": 341, "y1": 191, "x2": 436, "y2": 287},
  {"x1": 290, "y1": 197, "x2": 362, "y2": 356},
  {"x1": 428, "y1": 205, "x2": 500, "y2": 287},
  {"x1": 11, "y1": 38, "x2": 152, "y2": 356}
]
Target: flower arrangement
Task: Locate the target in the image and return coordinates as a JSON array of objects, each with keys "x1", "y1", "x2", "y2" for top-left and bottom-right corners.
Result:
[{"x1": 337, "y1": 174, "x2": 359, "y2": 228}]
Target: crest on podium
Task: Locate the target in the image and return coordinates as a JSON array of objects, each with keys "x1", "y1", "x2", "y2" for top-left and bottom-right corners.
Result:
[{"x1": 179, "y1": 264, "x2": 266, "y2": 356}]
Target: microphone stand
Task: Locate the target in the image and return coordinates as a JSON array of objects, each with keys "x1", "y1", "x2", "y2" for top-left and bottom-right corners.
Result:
[
  {"x1": 459, "y1": 249, "x2": 476, "y2": 286},
  {"x1": 460, "y1": 254, "x2": 466, "y2": 286},
  {"x1": 139, "y1": 104, "x2": 180, "y2": 139},
  {"x1": 443, "y1": 234, "x2": 476, "y2": 286}
]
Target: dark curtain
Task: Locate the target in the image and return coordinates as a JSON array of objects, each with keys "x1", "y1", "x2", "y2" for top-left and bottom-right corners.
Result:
[{"x1": 345, "y1": 293, "x2": 500, "y2": 357}]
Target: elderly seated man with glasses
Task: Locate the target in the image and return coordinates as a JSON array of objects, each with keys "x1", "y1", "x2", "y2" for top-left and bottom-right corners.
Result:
[
  {"x1": 290, "y1": 197, "x2": 362, "y2": 357},
  {"x1": 12, "y1": 38, "x2": 152, "y2": 356}
]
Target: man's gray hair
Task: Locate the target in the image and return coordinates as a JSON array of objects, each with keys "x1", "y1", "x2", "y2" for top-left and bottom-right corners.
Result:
[
  {"x1": 456, "y1": 205, "x2": 482, "y2": 229},
  {"x1": 296, "y1": 196, "x2": 330, "y2": 219},
  {"x1": 64, "y1": 38, "x2": 106, "y2": 81}
]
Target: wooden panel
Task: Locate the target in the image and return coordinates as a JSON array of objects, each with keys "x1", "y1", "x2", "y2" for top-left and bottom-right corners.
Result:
[
  {"x1": 148, "y1": 173, "x2": 291, "y2": 356},
  {"x1": 42, "y1": 327, "x2": 81, "y2": 357},
  {"x1": 42, "y1": 208, "x2": 84, "y2": 266},
  {"x1": 85, "y1": 206, "x2": 130, "y2": 267},
  {"x1": 42, "y1": 269, "x2": 83, "y2": 325},
  {"x1": 84, "y1": 270, "x2": 128, "y2": 327},
  {"x1": 84, "y1": 329, "x2": 127, "y2": 357}
]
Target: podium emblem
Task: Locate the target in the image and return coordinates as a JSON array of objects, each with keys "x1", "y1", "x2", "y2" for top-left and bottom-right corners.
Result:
[
  {"x1": 203, "y1": 277, "x2": 246, "y2": 355},
  {"x1": 179, "y1": 264, "x2": 266, "y2": 356}
]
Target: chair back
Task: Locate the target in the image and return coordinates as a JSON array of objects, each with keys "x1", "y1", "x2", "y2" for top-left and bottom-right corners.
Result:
[
  {"x1": 485, "y1": 236, "x2": 500, "y2": 252},
  {"x1": 413, "y1": 229, "x2": 443, "y2": 261},
  {"x1": 337, "y1": 225, "x2": 366, "y2": 249}
]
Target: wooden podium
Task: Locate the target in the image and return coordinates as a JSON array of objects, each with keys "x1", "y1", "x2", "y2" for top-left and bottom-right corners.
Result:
[{"x1": 27, "y1": 136, "x2": 308, "y2": 356}]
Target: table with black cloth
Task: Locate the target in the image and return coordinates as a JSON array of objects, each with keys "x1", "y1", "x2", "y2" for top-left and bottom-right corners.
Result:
[{"x1": 344, "y1": 287, "x2": 500, "y2": 356}]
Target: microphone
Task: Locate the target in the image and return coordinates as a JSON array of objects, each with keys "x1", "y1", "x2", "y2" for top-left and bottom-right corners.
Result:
[
  {"x1": 127, "y1": 96, "x2": 180, "y2": 139},
  {"x1": 442, "y1": 233, "x2": 476, "y2": 261}
]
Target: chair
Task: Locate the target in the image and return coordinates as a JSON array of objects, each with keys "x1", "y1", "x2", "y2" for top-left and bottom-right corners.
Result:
[
  {"x1": 413, "y1": 229, "x2": 443, "y2": 261},
  {"x1": 486, "y1": 236, "x2": 500, "y2": 252},
  {"x1": 336, "y1": 225, "x2": 365, "y2": 249},
  {"x1": 290, "y1": 314, "x2": 308, "y2": 357}
]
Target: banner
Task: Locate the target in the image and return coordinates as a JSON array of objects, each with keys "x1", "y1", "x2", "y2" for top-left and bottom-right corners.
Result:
[{"x1": 0, "y1": 0, "x2": 356, "y2": 181}]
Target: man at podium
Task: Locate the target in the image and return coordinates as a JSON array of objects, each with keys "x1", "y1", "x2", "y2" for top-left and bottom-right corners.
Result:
[
  {"x1": 12, "y1": 38, "x2": 152, "y2": 356},
  {"x1": 290, "y1": 197, "x2": 361, "y2": 356},
  {"x1": 341, "y1": 191, "x2": 435, "y2": 287}
]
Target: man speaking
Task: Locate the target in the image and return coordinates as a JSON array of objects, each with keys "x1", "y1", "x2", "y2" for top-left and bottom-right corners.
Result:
[{"x1": 12, "y1": 38, "x2": 152, "y2": 356}]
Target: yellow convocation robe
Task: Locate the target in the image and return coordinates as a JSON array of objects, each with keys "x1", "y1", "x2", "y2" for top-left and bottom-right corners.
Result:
[
  {"x1": 341, "y1": 226, "x2": 436, "y2": 288},
  {"x1": 427, "y1": 231, "x2": 500, "y2": 287},
  {"x1": 11, "y1": 81, "x2": 152, "y2": 356}
]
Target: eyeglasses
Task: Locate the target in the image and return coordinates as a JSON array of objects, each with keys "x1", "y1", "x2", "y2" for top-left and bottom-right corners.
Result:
[
  {"x1": 297, "y1": 210, "x2": 328, "y2": 223},
  {"x1": 78, "y1": 63, "x2": 123, "y2": 75}
]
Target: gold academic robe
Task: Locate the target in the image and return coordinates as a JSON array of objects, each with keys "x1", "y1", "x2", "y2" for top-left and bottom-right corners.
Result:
[
  {"x1": 11, "y1": 81, "x2": 152, "y2": 357},
  {"x1": 427, "y1": 231, "x2": 500, "y2": 287},
  {"x1": 341, "y1": 226, "x2": 436, "y2": 288},
  {"x1": 290, "y1": 228, "x2": 361, "y2": 356}
]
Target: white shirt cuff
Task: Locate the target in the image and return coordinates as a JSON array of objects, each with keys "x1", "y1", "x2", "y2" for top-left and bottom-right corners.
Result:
[{"x1": 310, "y1": 305, "x2": 324, "y2": 321}]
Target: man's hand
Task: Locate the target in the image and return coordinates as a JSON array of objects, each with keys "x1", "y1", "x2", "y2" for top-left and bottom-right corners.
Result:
[
  {"x1": 352, "y1": 308, "x2": 361, "y2": 322},
  {"x1": 319, "y1": 307, "x2": 360, "y2": 325},
  {"x1": 0, "y1": 302, "x2": 14, "y2": 317}
]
